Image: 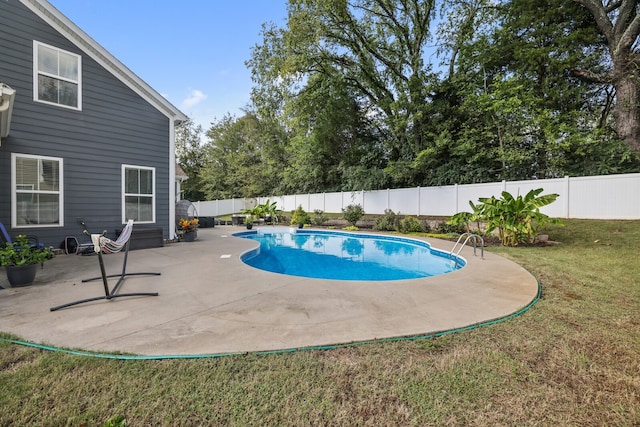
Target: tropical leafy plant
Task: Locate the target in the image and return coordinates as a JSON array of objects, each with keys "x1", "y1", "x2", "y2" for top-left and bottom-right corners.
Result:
[
  {"x1": 449, "y1": 188, "x2": 561, "y2": 246},
  {"x1": 448, "y1": 200, "x2": 484, "y2": 234},
  {"x1": 260, "y1": 199, "x2": 280, "y2": 224},
  {"x1": 244, "y1": 199, "x2": 281, "y2": 224},
  {"x1": 479, "y1": 189, "x2": 561, "y2": 245}
]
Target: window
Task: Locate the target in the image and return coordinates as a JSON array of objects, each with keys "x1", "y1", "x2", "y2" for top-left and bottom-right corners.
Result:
[
  {"x1": 33, "y1": 41, "x2": 81, "y2": 109},
  {"x1": 12, "y1": 153, "x2": 64, "y2": 227},
  {"x1": 123, "y1": 165, "x2": 155, "y2": 223}
]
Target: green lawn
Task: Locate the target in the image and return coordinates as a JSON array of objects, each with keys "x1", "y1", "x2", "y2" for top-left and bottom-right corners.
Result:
[{"x1": 1, "y1": 219, "x2": 639, "y2": 426}]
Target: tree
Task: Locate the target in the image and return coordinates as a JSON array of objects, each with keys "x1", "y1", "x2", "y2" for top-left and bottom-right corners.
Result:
[
  {"x1": 571, "y1": 0, "x2": 640, "y2": 152},
  {"x1": 175, "y1": 117, "x2": 206, "y2": 201},
  {"x1": 248, "y1": 0, "x2": 438, "y2": 187},
  {"x1": 200, "y1": 114, "x2": 287, "y2": 199}
]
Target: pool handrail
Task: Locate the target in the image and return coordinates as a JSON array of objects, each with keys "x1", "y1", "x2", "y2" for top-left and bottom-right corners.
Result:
[{"x1": 450, "y1": 232, "x2": 484, "y2": 260}]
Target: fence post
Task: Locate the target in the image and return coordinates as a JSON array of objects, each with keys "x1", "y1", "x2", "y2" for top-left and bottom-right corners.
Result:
[
  {"x1": 455, "y1": 183, "x2": 459, "y2": 213},
  {"x1": 564, "y1": 175, "x2": 570, "y2": 219},
  {"x1": 417, "y1": 186, "x2": 421, "y2": 216}
]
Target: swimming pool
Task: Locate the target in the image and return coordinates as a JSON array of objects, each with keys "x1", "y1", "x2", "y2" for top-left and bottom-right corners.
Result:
[{"x1": 235, "y1": 228, "x2": 464, "y2": 281}]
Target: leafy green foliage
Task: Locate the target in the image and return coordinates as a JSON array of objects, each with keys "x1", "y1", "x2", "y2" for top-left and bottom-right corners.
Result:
[
  {"x1": 342, "y1": 204, "x2": 365, "y2": 227},
  {"x1": 448, "y1": 201, "x2": 484, "y2": 234},
  {"x1": 479, "y1": 189, "x2": 561, "y2": 245},
  {"x1": 184, "y1": 0, "x2": 640, "y2": 200},
  {"x1": 312, "y1": 209, "x2": 327, "y2": 226},
  {"x1": 175, "y1": 117, "x2": 206, "y2": 201},
  {"x1": 0, "y1": 235, "x2": 53, "y2": 267},
  {"x1": 436, "y1": 221, "x2": 466, "y2": 235},
  {"x1": 100, "y1": 415, "x2": 126, "y2": 427},
  {"x1": 451, "y1": 188, "x2": 562, "y2": 246},
  {"x1": 244, "y1": 199, "x2": 281, "y2": 224},
  {"x1": 290, "y1": 205, "x2": 311, "y2": 226},
  {"x1": 398, "y1": 217, "x2": 424, "y2": 234},
  {"x1": 374, "y1": 209, "x2": 400, "y2": 231}
]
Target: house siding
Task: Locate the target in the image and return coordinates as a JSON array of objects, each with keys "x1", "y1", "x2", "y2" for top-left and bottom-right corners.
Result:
[{"x1": 0, "y1": 0, "x2": 171, "y2": 247}]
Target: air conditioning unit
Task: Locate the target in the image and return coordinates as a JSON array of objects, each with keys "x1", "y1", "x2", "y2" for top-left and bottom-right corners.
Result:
[{"x1": 1, "y1": 83, "x2": 16, "y2": 145}]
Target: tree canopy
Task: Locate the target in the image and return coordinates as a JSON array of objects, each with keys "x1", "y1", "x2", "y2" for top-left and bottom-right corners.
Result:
[{"x1": 176, "y1": 0, "x2": 640, "y2": 200}]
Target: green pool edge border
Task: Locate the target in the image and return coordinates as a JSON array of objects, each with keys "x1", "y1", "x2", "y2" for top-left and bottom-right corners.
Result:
[{"x1": 0, "y1": 278, "x2": 542, "y2": 360}]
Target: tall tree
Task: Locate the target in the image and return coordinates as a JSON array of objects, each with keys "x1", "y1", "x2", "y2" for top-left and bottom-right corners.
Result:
[
  {"x1": 571, "y1": 0, "x2": 640, "y2": 152},
  {"x1": 200, "y1": 114, "x2": 278, "y2": 199},
  {"x1": 248, "y1": 0, "x2": 438, "y2": 187},
  {"x1": 175, "y1": 117, "x2": 206, "y2": 201}
]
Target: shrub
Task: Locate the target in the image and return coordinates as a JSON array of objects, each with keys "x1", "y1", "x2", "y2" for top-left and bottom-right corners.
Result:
[
  {"x1": 398, "y1": 216, "x2": 423, "y2": 233},
  {"x1": 290, "y1": 205, "x2": 311, "y2": 226},
  {"x1": 312, "y1": 209, "x2": 328, "y2": 226},
  {"x1": 437, "y1": 221, "x2": 466, "y2": 235},
  {"x1": 374, "y1": 209, "x2": 399, "y2": 231},
  {"x1": 342, "y1": 204, "x2": 365, "y2": 227}
]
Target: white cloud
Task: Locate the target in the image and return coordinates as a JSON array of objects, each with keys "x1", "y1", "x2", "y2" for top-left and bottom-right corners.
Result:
[{"x1": 181, "y1": 89, "x2": 207, "y2": 109}]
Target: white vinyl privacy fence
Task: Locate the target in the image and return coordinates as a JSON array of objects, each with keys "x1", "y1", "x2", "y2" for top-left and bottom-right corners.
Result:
[{"x1": 193, "y1": 173, "x2": 640, "y2": 220}]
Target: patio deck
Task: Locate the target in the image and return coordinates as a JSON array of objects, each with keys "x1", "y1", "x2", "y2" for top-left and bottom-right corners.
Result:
[{"x1": 0, "y1": 226, "x2": 539, "y2": 357}]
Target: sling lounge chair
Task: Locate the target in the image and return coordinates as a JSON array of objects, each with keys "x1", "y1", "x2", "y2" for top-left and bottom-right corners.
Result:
[{"x1": 50, "y1": 219, "x2": 160, "y2": 311}]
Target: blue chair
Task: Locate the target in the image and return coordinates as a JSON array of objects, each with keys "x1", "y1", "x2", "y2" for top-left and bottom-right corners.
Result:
[{"x1": 0, "y1": 222, "x2": 44, "y2": 249}]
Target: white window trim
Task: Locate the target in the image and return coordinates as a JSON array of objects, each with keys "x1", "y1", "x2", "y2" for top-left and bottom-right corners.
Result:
[
  {"x1": 11, "y1": 153, "x2": 64, "y2": 228},
  {"x1": 122, "y1": 164, "x2": 156, "y2": 224},
  {"x1": 33, "y1": 40, "x2": 82, "y2": 110}
]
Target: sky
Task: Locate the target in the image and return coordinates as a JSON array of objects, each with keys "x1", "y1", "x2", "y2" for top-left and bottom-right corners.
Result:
[{"x1": 49, "y1": 0, "x2": 288, "y2": 130}]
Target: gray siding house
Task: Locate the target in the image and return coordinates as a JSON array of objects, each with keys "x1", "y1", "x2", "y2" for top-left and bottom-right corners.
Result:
[{"x1": 0, "y1": 0, "x2": 187, "y2": 248}]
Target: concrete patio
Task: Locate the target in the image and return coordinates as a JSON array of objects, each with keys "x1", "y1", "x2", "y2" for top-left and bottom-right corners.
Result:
[{"x1": 0, "y1": 226, "x2": 539, "y2": 357}]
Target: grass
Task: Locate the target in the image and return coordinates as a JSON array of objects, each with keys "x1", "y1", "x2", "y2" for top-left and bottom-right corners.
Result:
[{"x1": 1, "y1": 219, "x2": 639, "y2": 426}]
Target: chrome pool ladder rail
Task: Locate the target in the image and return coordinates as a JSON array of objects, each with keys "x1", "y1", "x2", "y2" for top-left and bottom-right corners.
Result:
[{"x1": 450, "y1": 232, "x2": 484, "y2": 260}]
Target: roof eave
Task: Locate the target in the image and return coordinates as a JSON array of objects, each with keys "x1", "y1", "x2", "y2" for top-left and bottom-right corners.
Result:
[{"x1": 21, "y1": 0, "x2": 188, "y2": 123}]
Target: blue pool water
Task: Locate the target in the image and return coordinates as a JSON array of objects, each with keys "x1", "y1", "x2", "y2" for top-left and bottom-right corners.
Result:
[{"x1": 235, "y1": 229, "x2": 463, "y2": 281}]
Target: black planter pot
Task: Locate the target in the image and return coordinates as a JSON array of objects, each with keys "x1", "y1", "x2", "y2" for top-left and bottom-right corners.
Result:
[
  {"x1": 5, "y1": 264, "x2": 38, "y2": 287},
  {"x1": 246, "y1": 223, "x2": 253, "y2": 230},
  {"x1": 183, "y1": 231, "x2": 197, "y2": 242},
  {"x1": 297, "y1": 223, "x2": 304, "y2": 229}
]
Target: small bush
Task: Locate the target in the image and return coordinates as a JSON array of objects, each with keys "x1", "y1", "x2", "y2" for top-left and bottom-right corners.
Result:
[
  {"x1": 290, "y1": 205, "x2": 311, "y2": 226},
  {"x1": 437, "y1": 221, "x2": 465, "y2": 235},
  {"x1": 342, "y1": 204, "x2": 365, "y2": 226},
  {"x1": 374, "y1": 209, "x2": 400, "y2": 231},
  {"x1": 398, "y1": 216, "x2": 423, "y2": 233},
  {"x1": 313, "y1": 209, "x2": 328, "y2": 226}
]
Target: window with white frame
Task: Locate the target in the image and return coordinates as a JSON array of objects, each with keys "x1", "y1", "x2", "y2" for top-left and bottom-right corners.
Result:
[
  {"x1": 123, "y1": 165, "x2": 155, "y2": 223},
  {"x1": 33, "y1": 41, "x2": 81, "y2": 109},
  {"x1": 12, "y1": 153, "x2": 64, "y2": 227}
]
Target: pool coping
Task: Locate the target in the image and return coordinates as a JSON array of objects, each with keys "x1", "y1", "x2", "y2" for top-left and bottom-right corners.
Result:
[{"x1": 0, "y1": 226, "x2": 540, "y2": 358}]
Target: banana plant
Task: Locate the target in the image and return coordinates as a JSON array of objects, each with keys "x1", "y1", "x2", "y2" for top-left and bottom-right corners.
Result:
[{"x1": 478, "y1": 188, "x2": 560, "y2": 246}]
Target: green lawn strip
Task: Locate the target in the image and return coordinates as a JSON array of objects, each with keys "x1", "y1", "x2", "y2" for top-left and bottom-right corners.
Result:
[{"x1": 0, "y1": 219, "x2": 638, "y2": 425}]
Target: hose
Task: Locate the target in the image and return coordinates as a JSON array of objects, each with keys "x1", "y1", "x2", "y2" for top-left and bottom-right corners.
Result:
[{"x1": 0, "y1": 280, "x2": 542, "y2": 360}]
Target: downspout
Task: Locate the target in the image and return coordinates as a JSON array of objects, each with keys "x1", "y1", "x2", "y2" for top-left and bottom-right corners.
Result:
[{"x1": 169, "y1": 117, "x2": 177, "y2": 240}]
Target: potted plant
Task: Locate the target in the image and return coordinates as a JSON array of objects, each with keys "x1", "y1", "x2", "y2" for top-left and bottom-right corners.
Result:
[
  {"x1": 0, "y1": 235, "x2": 53, "y2": 287},
  {"x1": 244, "y1": 216, "x2": 254, "y2": 230},
  {"x1": 290, "y1": 205, "x2": 311, "y2": 228},
  {"x1": 242, "y1": 205, "x2": 264, "y2": 229},
  {"x1": 178, "y1": 217, "x2": 199, "y2": 242}
]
